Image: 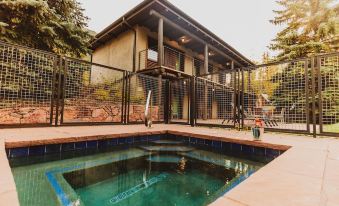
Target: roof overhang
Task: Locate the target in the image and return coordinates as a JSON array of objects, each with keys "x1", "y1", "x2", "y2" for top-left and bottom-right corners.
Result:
[{"x1": 90, "y1": 0, "x2": 254, "y2": 67}]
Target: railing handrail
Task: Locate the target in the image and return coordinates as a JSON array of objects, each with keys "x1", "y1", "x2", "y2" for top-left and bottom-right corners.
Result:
[{"x1": 144, "y1": 90, "x2": 152, "y2": 128}]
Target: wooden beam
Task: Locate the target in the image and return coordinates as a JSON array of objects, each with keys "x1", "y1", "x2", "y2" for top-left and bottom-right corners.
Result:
[{"x1": 149, "y1": 10, "x2": 242, "y2": 67}]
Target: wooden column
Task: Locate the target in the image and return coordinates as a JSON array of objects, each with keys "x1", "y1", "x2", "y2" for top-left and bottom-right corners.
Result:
[
  {"x1": 204, "y1": 44, "x2": 209, "y2": 75},
  {"x1": 158, "y1": 18, "x2": 164, "y2": 67}
]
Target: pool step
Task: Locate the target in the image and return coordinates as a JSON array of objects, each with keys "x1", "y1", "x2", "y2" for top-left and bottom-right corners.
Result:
[
  {"x1": 139, "y1": 145, "x2": 195, "y2": 152},
  {"x1": 147, "y1": 155, "x2": 182, "y2": 163},
  {"x1": 150, "y1": 140, "x2": 185, "y2": 145}
]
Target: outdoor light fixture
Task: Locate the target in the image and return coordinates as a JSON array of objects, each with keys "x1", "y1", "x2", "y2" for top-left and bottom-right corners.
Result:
[{"x1": 179, "y1": 36, "x2": 190, "y2": 43}]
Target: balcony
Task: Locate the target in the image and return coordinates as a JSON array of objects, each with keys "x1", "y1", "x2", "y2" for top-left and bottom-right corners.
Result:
[{"x1": 138, "y1": 45, "x2": 224, "y2": 81}]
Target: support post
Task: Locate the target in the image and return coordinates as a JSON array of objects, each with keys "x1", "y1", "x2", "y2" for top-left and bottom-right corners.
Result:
[
  {"x1": 311, "y1": 57, "x2": 317, "y2": 138},
  {"x1": 158, "y1": 18, "x2": 164, "y2": 67},
  {"x1": 305, "y1": 60, "x2": 310, "y2": 133},
  {"x1": 190, "y1": 77, "x2": 196, "y2": 127},
  {"x1": 203, "y1": 45, "x2": 209, "y2": 120},
  {"x1": 121, "y1": 71, "x2": 126, "y2": 124},
  {"x1": 55, "y1": 56, "x2": 63, "y2": 126},
  {"x1": 317, "y1": 57, "x2": 323, "y2": 135},
  {"x1": 237, "y1": 69, "x2": 241, "y2": 130},
  {"x1": 231, "y1": 61, "x2": 237, "y2": 128},
  {"x1": 204, "y1": 45, "x2": 209, "y2": 75},
  {"x1": 241, "y1": 69, "x2": 245, "y2": 129}
]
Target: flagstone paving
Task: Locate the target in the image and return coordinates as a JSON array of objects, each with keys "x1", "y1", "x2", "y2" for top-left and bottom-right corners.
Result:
[{"x1": 0, "y1": 124, "x2": 338, "y2": 206}]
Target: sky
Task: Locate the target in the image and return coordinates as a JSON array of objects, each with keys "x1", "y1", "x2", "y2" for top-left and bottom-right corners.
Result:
[{"x1": 79, "y1": 0, "x2": 283, "y2": 63}]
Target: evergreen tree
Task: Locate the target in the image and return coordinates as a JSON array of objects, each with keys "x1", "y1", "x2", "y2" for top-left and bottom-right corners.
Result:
[
  {"x1": 270, "y1": 0, "x2": 338, "y2": 61},
  {"x1": 0, "y1": 0, "x2": 92, "y2": 57}
]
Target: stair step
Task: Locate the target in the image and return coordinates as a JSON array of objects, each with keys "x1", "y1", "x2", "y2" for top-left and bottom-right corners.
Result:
[
  {"x1": 139, "y1": 145, "x2": 195, "y2": 152},
  {"x1": 150, "y1": 140, "x2": 184, "y2": 145},
  {"x1": 147, "y1": 155, "x2": 182, "y2": 163}
]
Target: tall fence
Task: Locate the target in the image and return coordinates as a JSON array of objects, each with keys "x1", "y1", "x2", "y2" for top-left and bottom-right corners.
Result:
[
  {"x1": 59, "y1": 58, "x2": 126, "y2": 125},
  {"x1": 192, "y1": 54, "x2": 338, "y2": 137},
  {"x1": 242, "y1": 59, "x2": 310, "y2": 133},
  {"x1": 0, "y1": 41, "x2": 57, "y2": 127},
  {"x1": 127, "y1": 73, "x2": 166, "y2": 123},
  {"x1": 0, "y1": 41, "x2": 166, "y2": 127},
  {"x1": 0, "y1": 41, "x2": 338, "y2": 137},
  {"x1": 170, "y1": 78, "x2": 190, "y2": 124}
]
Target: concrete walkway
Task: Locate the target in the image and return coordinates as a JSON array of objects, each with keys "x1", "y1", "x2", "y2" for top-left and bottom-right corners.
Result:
[{"x1": 1, "y1": 124, "x2": 338, "y2": 206}]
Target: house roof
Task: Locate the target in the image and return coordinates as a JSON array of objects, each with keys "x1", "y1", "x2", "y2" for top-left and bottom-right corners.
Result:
[{"x1": 90, "y1": 0, "x2": 254, "y2": 67}]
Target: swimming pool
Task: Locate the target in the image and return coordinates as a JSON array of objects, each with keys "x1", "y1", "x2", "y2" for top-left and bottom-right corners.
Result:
[{"x1": 8, "y1": 134, "x2": 281, "y2": 206}]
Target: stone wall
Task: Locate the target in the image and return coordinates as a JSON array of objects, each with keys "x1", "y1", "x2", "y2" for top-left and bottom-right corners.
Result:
[
  {"x1": 0, "y1": 105, "x2": 161, "y2": 125},
  {"x1": 0, "y1": 107, "x2": 50, "y2": 124}
]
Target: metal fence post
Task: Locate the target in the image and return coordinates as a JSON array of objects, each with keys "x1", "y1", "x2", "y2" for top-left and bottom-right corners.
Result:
[
  {"x1": 126, "y1": 72, "x2": 131, "y2": 124},
  {"x1": 241, "y1": 69, "x2": 245, "y2": 129},
  {"x1": 164, "y1": 80, "x2": 171, "y2": 124},
  {"x1": 54, "y1": 55, "x2": 63, "y2": 126},
  {"x1": 317, "y1": 56, "x2": 323, "y2": 135},
  {"x1": 121, "y1": 71, "x2": 126, "y2": 124},
  {"x1": 232, "y1": 70, "x2": 237, "y2": 128},
  {"x1": 305, "y1": 59, "x2": 310, "y2": 133},
  {"x1": 50, "y1": 56, "x2": 58, "y2": 125},
  {"x1": 310, "y1": 57, "x2": 317, "y2": 138},
  {"x1": 190, "y1": 76, "x2": 196, "y2": 127}
]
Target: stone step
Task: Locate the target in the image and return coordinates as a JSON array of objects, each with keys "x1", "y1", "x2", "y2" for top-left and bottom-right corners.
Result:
[
  {"x1": 146, "y1": 155, "x2": 183, "y2": 163},
  {"x1": 150, "y1": 140, "x2": 184, "y2": 145},
  {"x1": 139, "y1": 145, "x2": 195, "y2": 152}
]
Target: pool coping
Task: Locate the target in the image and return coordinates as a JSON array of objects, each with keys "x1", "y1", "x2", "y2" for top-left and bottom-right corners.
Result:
[
  {"x1": 0, "y1": 137, "x2": 20, "y2": 206},
  {"x1": 1, "y1": 124, "x2": 338, "y2": 206}
]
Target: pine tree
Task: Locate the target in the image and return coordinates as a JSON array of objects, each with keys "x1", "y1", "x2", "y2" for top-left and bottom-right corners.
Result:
[
  {"x1": 0, "y1": 0, "x2": 92, "y2": 57},
  {"x1": 270, "y1": 0, "x2": 338, "y2": 61}
]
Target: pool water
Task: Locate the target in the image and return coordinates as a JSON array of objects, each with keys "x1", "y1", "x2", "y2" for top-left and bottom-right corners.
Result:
[{"x1": 9, "y1": 138, "x2": 266, "y2": 206}]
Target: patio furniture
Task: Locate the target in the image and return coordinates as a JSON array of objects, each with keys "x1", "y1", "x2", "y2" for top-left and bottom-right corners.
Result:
[{"x1": 272, "y1": 108, "x2": 285, "y2": 124}]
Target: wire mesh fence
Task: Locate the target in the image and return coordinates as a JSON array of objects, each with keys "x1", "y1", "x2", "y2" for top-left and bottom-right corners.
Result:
[
  {"x1": 127, "y1": 73, "x2": 166, "y2": 123},
  {"x1": 242, "y1": 60, "x2": 309, "y2": 132},
  {"x1": 60, "y1": 58, "x2": 125, "y2": 124},
  {"x1": 0, "y1": 41, "x2": 57, "y2": 126},
  {"x1": 170, "y1": 78, "x2": 190, "y2": 124},
  {"x1": 0, "y1": 41, "x2": 338, "y2": 137},
  {"x1": 318, "y1": 54, "x2": 339, "y2": 135},
  {"x1": 195, "y1": 77, "x2": 235, "y2": 127}
]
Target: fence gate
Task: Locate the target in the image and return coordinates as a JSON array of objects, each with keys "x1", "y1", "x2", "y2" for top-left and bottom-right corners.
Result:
[
  {"x1": 0, "y1": 41, "x2": 57, "y2": 128},
  {"x1": 169, "y1": 78, "x2": 190, "y2": 124}
]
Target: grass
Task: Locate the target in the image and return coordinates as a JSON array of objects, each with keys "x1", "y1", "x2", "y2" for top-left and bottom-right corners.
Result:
[{"x1": 323, "y1": 123, "x2": 339, "y2": 133}]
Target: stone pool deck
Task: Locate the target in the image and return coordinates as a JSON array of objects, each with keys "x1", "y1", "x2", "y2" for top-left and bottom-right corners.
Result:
[{"x1": 0, "y1": 124, "x2": 338, "y2": 206}]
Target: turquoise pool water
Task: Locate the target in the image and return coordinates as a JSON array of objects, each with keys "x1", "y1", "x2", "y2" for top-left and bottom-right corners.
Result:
[{"x1": 9, "y1": 139, "x2": 265, "y2": 206}]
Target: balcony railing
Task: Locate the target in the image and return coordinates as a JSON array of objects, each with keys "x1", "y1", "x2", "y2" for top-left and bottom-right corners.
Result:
[
  {"x1": 139, "y1": 46, "x2": 192, "y2": 73},
  {"x1": 138, "y1": 46, "x2": 227, "y2": 82}
]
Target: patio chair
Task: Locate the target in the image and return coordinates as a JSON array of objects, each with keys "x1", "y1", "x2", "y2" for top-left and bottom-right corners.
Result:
[{"x1": 272, "y1": 108, "x2": 285, "y2": 124}]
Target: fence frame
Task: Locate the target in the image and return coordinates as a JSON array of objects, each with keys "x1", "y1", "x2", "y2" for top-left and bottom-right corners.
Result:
[
  {"x1": 0, "y1": 41, "x2": 58, "y2": 128},
  {"x1": 0, "y1": 41, "x2": 338, "y2": 137}
]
